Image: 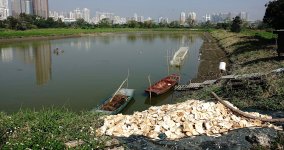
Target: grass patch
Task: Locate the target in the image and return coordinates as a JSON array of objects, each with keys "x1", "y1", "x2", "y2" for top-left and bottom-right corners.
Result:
[
  {"x1": 0, "y1": 108, "x2": 108, "y2": 149},
  {"x1": 0, "y1": 28, "x2": 206, "y2": 39},
  {"x1": 211, "y1": 29, "x2": 283, "y2": 74},
  {"x1": 178, "y1": 29, "x2": 284, "y2": 111}
]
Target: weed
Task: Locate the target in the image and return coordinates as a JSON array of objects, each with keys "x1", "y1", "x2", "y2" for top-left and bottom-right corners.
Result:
[{"x1": 0, "y1": 108, "x2": 108, "y2": 149}]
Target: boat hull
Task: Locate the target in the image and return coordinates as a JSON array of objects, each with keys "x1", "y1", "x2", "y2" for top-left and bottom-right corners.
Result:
[
  {"x1": 145, "y1": 74, "x2": 180, "y2": 96},
  {"x1": 96, "y1": 88, "x2": 135, "y2": 115},
  {"x1": 170, "y1": 47, "x2": 189, "y2": 67}
]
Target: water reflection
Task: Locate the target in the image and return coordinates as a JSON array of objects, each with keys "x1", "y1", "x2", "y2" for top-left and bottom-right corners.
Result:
[
  {"x1": 0, "y1": 48, "x2": 13, "y2": 62},
  {"x1": 144, "y1": 91, "x2": 175, "y2": 105},
  {"x1": 0, "y1": 33, "x2": 204, "y2": 114},
  {"x1": 0, "y1": 41, "x2": 52, "y2": 86},
  {"x1": 70, "y1": 37, "x2": 92, "y2": 50},
  {"x1": 35, "y1": 43, "x2": 52, "y2": 86}
]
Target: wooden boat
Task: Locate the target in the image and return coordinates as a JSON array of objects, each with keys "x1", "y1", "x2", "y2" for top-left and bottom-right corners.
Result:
[
  {"x1": 170, "y1": 47, "x2": 189, "y2": 67},
  {"x1": 145, "y1": 74, "x2": 180, "y2": 95},
  {"x1": 96, "y1": 79, "x2": 135, "y2": 115}
]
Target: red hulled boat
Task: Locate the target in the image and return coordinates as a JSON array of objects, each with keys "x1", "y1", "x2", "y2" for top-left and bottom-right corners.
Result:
[{"x1": 145, "y1": 74, "x2": 180, "y2": 96}]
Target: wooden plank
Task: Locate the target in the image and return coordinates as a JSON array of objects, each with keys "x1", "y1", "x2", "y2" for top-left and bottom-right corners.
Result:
[
  {"x1": 235, "y1": 73, "x2": 263, "y2": 79},
  {"x1": 221, "y1": 75, "x2": 236, "y2": 79},
  {"x1": 202, "y1": 80, "x2": 217, "y2": 85},
  {"x1": 188, "y1": 83, "x2": 204, "y2": 88}
]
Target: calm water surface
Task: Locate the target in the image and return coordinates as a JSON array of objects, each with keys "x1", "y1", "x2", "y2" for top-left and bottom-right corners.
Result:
[{"x1": 0, "y1": 33, "x2": 203, "y2": 114}]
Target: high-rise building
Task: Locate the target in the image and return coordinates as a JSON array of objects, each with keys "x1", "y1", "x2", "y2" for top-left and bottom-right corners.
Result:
[
  {"x1": 158, "y1": 17, "x2": 163, "y2": 23},
  {"x1": 239, "y1": 12, "x2": 248, "y2": 21},
  {"x1": 0, "y1": 0, "x2": 9, "y2": 20},
  {"x1": 25, "y1": 0, "x2": 33, "y2": 15},
  {"x1": 180, "y1": 12, "x2": 186, "y2": 25},
  {"x1": 82, "y1": 8, "x2": 90, "y2": 22},
  {"x1": 188, "y1": 12, "x2": 197, "y2": 21},
  {"x1": 205, "y1": 14, "x2": 211, "y2": 22},
  {"x1": 74, "y1": 8, "x2": 82, "y2": 19},
  {"x1": 133, "y1": 13, "x2": 138, "y2": 22},
  {"x1": 11, "y1": 0, "x2": 25, "y2": 17},
  {"x1": 11, "y1": 0, "x2": 48, "y2": 18},
  {"x1": 33, "y1": 0, "x2": 49, "y2": 18}
]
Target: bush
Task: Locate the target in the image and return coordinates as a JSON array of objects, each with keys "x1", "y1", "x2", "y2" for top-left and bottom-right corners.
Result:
[{"x1": 231, "y1": 16, "x2": 242, "y2": 33}]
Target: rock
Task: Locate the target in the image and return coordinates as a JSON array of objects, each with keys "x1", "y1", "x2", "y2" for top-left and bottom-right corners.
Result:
[
  {"x1": 195, "y1": 122, "x2": 205, "y2": 134},
  {"x1": 105, "y1": 139, "x2": 120, "y2": 147},
  {"x1": 182, "y1": 122, "x2": 194, "y2": 132},
  {"x1": 105, "y1": 146, "x2": 124, "y2": 150},
  {"x1": 65, "y1": 140, "x2": 84, "y2": 148},
  {"x1": 246, "y1": 133, "x2": 271, "y2": 147},
  {"x1": 96, "y1": 99, "x2": 280, "y2": 140}
]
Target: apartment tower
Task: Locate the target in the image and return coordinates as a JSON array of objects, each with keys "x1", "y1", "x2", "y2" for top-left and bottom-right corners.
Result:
[{"x1": 33, "y1": 0, "x2": 49, "y2": 18}]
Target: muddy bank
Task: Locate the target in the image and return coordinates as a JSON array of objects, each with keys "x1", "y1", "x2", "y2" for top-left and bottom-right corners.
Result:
[{"x1": 192, "y1": 32, "x2": 229, "y2": 83}]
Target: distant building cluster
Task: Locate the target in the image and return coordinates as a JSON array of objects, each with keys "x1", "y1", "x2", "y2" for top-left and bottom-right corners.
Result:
[
  {"x1": 180, "y1": 11, "x2": 197, "y2": 25},
  {"x1": 204, "y1": 12, "x2": 249, "y2": 23},
  {"x1": 158, "y1": 17, "x2": 169, "y2": 24},
  {"x1": 49, "y1": 8, "x2": 91, "y2": 23},
  {"x1": 0, "y1": 0, "x2": 9, "y2": 20},
  {"x1": 93, "y1": 11, "x2": 127, "y2": 24},
  {"x1": 10, "y1": 0, "x2": 49, "y2": 18},
  {"x1": 128, "y1": 13, "x2": 152, "y2": 23},
  {"x1": 0, "y1": 0, "x2": 252, "y2": 25}
]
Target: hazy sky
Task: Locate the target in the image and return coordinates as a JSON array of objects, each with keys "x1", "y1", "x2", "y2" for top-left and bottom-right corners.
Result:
[{"x1": 49, "y1": 0, "x2": 270, "y2": 21}]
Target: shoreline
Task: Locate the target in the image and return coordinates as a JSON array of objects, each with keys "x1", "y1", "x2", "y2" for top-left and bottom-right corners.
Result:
[
  {"x1": 0, "y1": 28, "x2": 206, "y2": 44},
  {"x1": 0, "y1": 34, "x2": 83, "y2": 44},
  {"x1": 1, "y1": 29, "x2": 283, "y2": 149},
  {"x1": 191, "y1": 32, "x2": 229, "y2": 83}
]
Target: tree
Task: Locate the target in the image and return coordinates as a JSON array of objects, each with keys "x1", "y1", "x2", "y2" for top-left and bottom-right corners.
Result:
[
  {"x1": 98, "y1": 18, "x2": 112, "y2": 28},
  {"x1": 158, "y1": 20, "x2": 168, "y2": 28},
  {"x1": 186, "y1": 18, "x2": 196, "y2": 28},
  {"x1": 6, "y1": 16, "x2": 19, "y2": 30},
  {"x1": 169, "y1": 21, "x2": 180, "y2": 28},
  {"x1": 263, "y1": 0, "x2": 284, "y2": 29},
  {"x1": 144, "y1": 20, "x2": 154, "y2": 28},
  {"x1": 127, "y1": 20, "x2": 139, "y2": 28},
  {"x1": 0, "y1": 20, "x2": 6, "y2": 29},
  {"x1": 216, "y1": 23, "x2": 230, "y2": 30},
  {"x1": 230, "y1": 16, "x2": 242, "y2": 33}
]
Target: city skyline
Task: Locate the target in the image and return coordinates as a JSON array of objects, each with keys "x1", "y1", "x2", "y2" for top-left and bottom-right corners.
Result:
[{"x1": 48, "y1": 0, "x2": 270, "y2": 21}]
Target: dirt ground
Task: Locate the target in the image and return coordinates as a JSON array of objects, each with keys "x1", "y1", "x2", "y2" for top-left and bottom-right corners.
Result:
[{"x1": 192, "y1": 32, "x2": 229, "y2": 83}]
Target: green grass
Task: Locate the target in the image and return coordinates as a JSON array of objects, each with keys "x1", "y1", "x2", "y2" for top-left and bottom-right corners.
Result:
[
  {"x1": 213, "y1": 29, "x2": 284, "y2": 110},
  {"x1": 178, "y1": 29, "x2": 284, "y2": 111},
  {"x1": 241, "y1": 29, "x2": 277, "y2": 39},
  {"x1": 0, "y1": 28, "x2": 207, "y2": 39},
  {"x1": 0, "y1": 108, "x2": 109, "y2": 149},
  {"x1": 211, "y1": 29, "x2": 282, "y2": 74}
]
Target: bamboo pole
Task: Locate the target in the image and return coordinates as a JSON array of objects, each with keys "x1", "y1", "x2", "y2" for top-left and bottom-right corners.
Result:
[
  {"x1": 167, "y1": 49, "x2": 170, "y2": 75},
  {"x1": 110, "y1": 78, "x2": 128, "y2": 102},
  {"x1": 127, "y1": 69, "x2": 130, "y2": 88},
  {"x1": 148, "y1": 75, "x2": 152, "y2": 99},
  {"x1": 211, "y1": 92, "x2": 284, "y2": 123}
]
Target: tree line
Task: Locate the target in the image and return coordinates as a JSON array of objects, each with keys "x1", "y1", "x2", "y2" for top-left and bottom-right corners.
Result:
[
  {"x1": 0, "y1": 0, "x2": 283, "y2": 32},
  {"x1": 0, "y1": 13, "x2": 199, "y2": 30},
  {"x1": 0, "y1": 13, "x2": 262, "y2": 31}
]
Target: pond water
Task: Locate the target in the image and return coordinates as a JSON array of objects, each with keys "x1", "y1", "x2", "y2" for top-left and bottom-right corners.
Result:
[{"x1": 0, "y1": 32, "x2": 203, "y2": 114}]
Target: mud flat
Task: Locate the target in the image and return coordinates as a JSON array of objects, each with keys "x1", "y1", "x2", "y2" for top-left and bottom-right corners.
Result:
[{"x1": 193, "y1": 32, "x2": 229, "y2": 83}]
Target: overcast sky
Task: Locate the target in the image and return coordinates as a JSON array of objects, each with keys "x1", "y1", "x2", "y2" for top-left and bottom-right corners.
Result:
[{"x1": 49, "y1": 0, "x2": 270, "y2": 21}]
